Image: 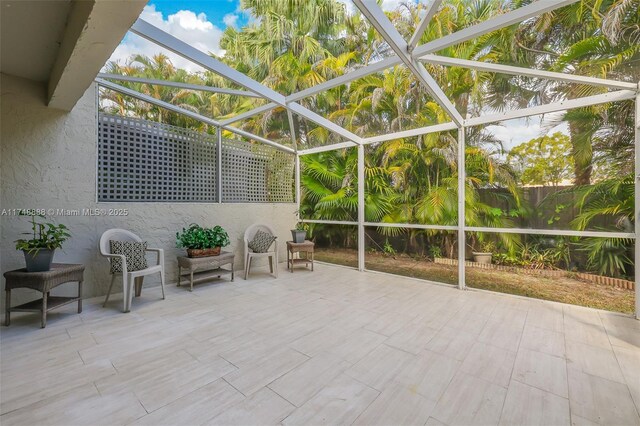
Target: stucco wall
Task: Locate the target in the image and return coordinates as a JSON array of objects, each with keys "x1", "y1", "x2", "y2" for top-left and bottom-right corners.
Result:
[{"x1": 1, "y1": 73, "x2": 297, "y2": 306}]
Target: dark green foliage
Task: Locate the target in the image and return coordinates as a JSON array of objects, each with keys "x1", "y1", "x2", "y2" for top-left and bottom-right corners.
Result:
[
  {"x1": 176, "y1": 224, "x2": 230, "y2": 249},
  {"x1": 14, "y1": 214, "x2": 70, "y2": 254}
]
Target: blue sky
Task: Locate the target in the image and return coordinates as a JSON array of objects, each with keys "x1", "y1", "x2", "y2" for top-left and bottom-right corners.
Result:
[{"x1": 151, "y1": 0, "x2": 248, "y2": 28}]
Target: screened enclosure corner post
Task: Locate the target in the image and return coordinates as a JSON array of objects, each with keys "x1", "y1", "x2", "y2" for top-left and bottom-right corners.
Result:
[
  {"x1": 457, "y1": 127, "x2": 466, "y2": 290},
  {"x1": 358, "y1": 144, "x2": 365, "y2": 272},
  {"x1": 295, "y1": 154, "x2": 301, "y2": 213},
  {"x1": 94, "y1": 83, "x2": 100, "y2": 204},
  {"x1": 635, "y1": 92, "x2": 640, "y2": 319},
  {"x1": 217, "y1": 126, "x2": 222, "y2": 204}
]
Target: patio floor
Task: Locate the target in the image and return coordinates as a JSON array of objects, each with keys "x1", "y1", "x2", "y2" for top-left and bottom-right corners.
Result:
[{"x1": 1, "y1": 263, "x2": 639, "y2": 425}]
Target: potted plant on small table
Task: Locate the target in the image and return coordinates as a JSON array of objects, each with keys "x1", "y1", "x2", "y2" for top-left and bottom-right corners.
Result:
[
  {"x1": 291, "y1": 221, "x2": 308, "y2": 244},
  {"x1": 15, "y1": 214, "x2": 70, "y2": 272},
  {"x1": 176, "y1": 224, "x2": 230, "y2": 258}
]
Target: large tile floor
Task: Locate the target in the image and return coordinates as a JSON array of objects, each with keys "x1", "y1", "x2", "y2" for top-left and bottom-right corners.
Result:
[{"x1": 1, "y1": 263, "x2": 639, "y2": 426}]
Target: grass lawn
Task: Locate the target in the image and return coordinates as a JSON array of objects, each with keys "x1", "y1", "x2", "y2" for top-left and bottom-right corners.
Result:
[{"x1": 314, "y1": 247, "x2": 635, "y2": 314}]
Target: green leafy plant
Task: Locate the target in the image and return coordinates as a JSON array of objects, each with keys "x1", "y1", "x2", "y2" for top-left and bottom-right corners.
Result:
[
  {"x1": 476, "y1": 240, "x2": 496, "y2": 253},
  {"x1": 579, "y1": 237, "x2": 632, "y2": 278},
  {"x1": 383, "y1": 239, "x2": 396, "y2": 256},
  {"x1": 176, "y1": 224, "x2": 230, "y2": 250},
  {"x1": 14, "y1": 214, "x2": 70, "y2": 254},
  {"x1": 428, "y1": 245, "x2": 442, "y2": 259},
  {"x1": 294, "y1": 208, "x2": 310, "y2": 231}
]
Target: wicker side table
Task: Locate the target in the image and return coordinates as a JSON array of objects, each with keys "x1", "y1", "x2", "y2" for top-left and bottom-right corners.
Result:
[
  {"x1": 286, "y1": 241, "x2": 315, "y2": 272},
  {"x1": 177, "y1": 251, "x2": 235, "y2": 292},
  {"x1": 4, "y1": 263, "x2": 84, "y2": 328}
]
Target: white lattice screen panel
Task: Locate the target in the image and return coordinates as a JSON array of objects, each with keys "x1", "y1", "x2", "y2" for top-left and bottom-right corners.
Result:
[
  {"x1": 98, "y1": 113, "x2": 294, "y2": 203},
  {"x1": 221, "y1": 138, "x2": 294, "y2": 203}
]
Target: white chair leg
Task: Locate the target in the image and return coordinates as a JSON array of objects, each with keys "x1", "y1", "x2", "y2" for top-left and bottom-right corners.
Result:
[
  {"x1": 275, "y1": 252, "x2": 278, "y2": 278},
  {"x1": 126, "y1": 275, "x2": 135, "y2": 313},
  {"x1": 103, "y1": 274, "x2": 116, "y2": 307},
  {"x1": 160, "y1": 268, "x2": 166, "y2": 300},
  {"x1": 122, "y1": 274, "x2": 130, "y2": 313},
  {"x1": 245, "y1": 254, "x2": 252, "y2": 280}
]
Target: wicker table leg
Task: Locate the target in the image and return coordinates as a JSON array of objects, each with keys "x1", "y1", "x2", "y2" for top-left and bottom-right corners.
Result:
[
  {"x1": 190, "y1": 271, "x2": 194, "y2": 292},
  {"x1": 177, "y1": 266, "x2": 181, "y2": 287},
  {"x1": 231, "y1": 262, "x2": 235, "y2": 282},
  {"x1": 41, "y1": 291, "x2": 48, "y2": 328},
  {"x1": 5, "y1": 289, "x2": 10, "y2": 326}
]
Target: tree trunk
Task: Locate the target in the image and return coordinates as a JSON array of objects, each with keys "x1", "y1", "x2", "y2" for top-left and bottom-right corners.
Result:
[{"x1": 569, "y1": 117, "x2": 593, "y2": 185}]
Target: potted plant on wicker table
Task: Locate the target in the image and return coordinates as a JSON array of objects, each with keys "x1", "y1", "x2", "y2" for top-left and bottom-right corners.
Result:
[
  {"x1": 176, "y1": 224, "x2": 230, "y2": 257},
  {"x1": 15, "y1": 214, "x2": 70, "y2": 272}
]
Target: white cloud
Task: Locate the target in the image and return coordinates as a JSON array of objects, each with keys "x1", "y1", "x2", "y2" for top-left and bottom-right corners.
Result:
[
  {"x1": 487, "y1": 116, "x2": 570, "y2": 151},
  {"x1": 223, "y1": 13, "x2": 239, "y2": 28},
  {"x1": 106, "y1": 5, "x2": 224, "y2": 72}
]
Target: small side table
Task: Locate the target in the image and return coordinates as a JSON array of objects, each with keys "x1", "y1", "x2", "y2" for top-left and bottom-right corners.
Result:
[
  {"x1": 4, "y1": 263, "x2": 84, "y2": 328},
  {"x1": 286, "y1": 241, "x2": 315, "y2": 272},
  {"x1": 177, "y1": 251, "x2": 235, "y2": 291}
]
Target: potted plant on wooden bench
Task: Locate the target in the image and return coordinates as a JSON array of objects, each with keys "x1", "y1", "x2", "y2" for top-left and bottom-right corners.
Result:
[
  {"x1": 15, "y1": 214, "x2": 70, "y2": 272},
  {"x1": 176, "y1": 224, "x2": 230, "y2": 257}
]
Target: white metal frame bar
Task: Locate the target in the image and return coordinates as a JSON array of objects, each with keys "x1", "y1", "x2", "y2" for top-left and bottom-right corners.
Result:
[
  {"x1": 358, "y1": 144, "x2": 366, "y2": 271},
  {"x1": 457, "y1": 127, "x2": 466, "y2": 290},
  {"x1": 130, "y1": 19, "x2": 363, "y2": 145},
  {"x1": 465, "y1": 90, "x2": 637, "y2": 127},
  {"x1": 97, "y1": 78, "x2": 296, "y2": 153},
  {"x1": 419, "y1": 56, "x2": 638, "y2": 90},
  {"x1": 216, "y1": 126, "x2": 222, "y2": 203},
  {"x1": 353, "y1": 0, "x2": 464, "y2": 126},
  {"x1": 304, "y1": 219, "x2": 359, "y2": 226},
  {"x1": 364, "y1": 222, "x2": 457, "y2": 231},
  {"x1": 362, "y1": 122, "x2": 458, "y2": 145},
  {"x1": 407, "y1": 0, "x2": 442, "y2": 52},
  {"x1": 411, "y1": 0, "x2": 579, "y2": 59},
  {"x1": 220, "y1": 103, "x2": 279, "y2": 126},
  {"x1": 97, "y1": 73, "x2": 261, "y2": 97},
  {"x1": 466, "y1": 227, "x2": 635, "y2": 239},
  {"x1": 299, "y1": 142, "x2": 358, "y2": 155},
  {"x1": 635, "y1": 91, "x2": 640, "y2": 318}
]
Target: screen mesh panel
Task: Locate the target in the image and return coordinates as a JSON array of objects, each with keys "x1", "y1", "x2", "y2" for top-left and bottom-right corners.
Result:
[{"x1": 98, "y1": 113, "x2": 294, "y2": 203}]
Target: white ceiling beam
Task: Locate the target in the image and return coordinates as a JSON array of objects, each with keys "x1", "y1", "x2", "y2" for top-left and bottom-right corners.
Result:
[
  {"x1": 220, "y1": 102, "x2": 279, "y2": 126},
  {"x1": 363, "y1": 122, "x2": 458, "y2": 144},
  {"x1": 130, "y1": 19, "x2": 363, "y2": 144},
  {"x1": 97, "y1": 73, "x2": 262, "y2": 97},
  {"x1": 298, "y1": 141, "x2": 359, "y2": 155},
  {"x1": 411, "y1": 0, "x2": 579, "y2": 59},
  {"x1": 353, "y1": 0, "x2": 464, "y2": 126},
  {"x1": 420, "y1": 55, "x2": 638, "y2": 90},
  {"x1": 47, "y1": 0, "x2": 147, "y2": 110},
  {"x1": 97, "y1": 79, "x2": 295, "y2": 154},
  {"x1": 465, "y1": 90, "x2": 637, "y2": 127},
  {"x1": 407, "y1": 0, "x2": 442, "y2": 52}
]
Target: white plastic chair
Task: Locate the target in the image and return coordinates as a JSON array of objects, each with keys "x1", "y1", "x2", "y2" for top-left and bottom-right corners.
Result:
[
  {"x1": 99, "y1": 229, "x2": 165, "y2": 312},
  {"x1": 244, "y1": 224, "x2": 278, "y2": 279}
]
